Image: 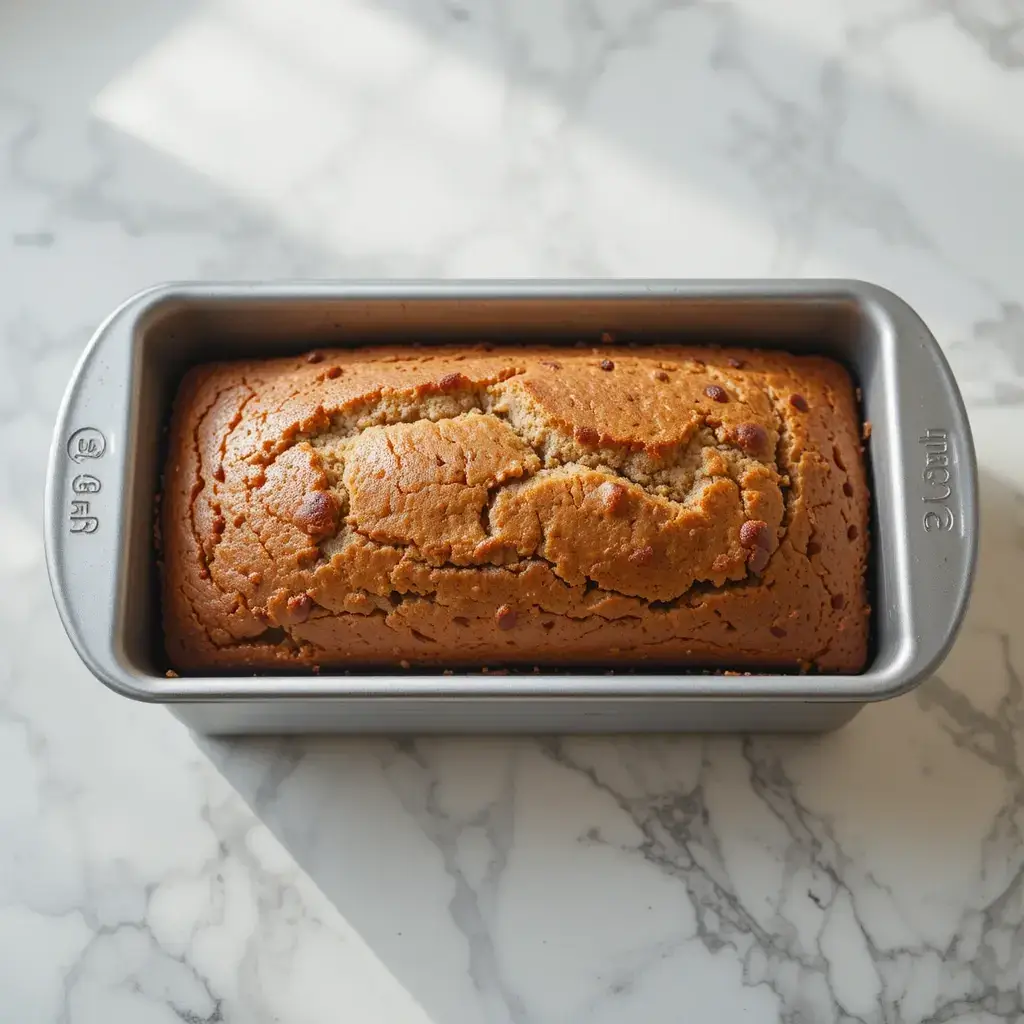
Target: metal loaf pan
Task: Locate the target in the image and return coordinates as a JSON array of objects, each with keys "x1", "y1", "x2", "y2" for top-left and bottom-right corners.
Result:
[{"x1": 45, "y1": 281, "x2": 977, "y2": 734}]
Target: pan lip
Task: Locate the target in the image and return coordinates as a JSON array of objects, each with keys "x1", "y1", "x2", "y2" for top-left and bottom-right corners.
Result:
[{"x1": 45, "y1": 278, "x2": 978, "y2": 706}]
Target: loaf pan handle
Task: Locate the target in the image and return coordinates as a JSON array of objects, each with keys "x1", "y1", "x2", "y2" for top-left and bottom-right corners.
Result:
[
  {"x1": 864, "y1": 284, "x2": 979, "y2": 693},
  {"x1": 44, "y1": 289, "x2": 158, "y2": 700}
]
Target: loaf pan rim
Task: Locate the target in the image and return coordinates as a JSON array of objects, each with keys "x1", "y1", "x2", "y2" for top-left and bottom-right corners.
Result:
[{"x1": 45, "y1": 278, "x2": 977, "y2": 707}]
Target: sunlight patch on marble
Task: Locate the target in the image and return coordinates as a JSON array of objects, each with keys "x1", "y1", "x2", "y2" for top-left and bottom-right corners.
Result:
[
  {"x1": 92, "y1": 0, "x2": 515, "y2": 256},
  {"x1": 159, "y1": 817, "x2": 439, "y2": 1024},
  {"x1": 90, "y1": 0, "x2": 773, "y2": 268}
]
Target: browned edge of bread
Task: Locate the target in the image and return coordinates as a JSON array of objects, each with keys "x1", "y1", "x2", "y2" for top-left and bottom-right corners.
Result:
[{"x1": 159, "y1": 344, "x2": 870, "y2": 674}]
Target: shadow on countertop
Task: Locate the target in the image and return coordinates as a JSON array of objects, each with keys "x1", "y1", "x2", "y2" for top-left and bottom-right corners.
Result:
[
  {"x1": 7, "y1": 0, "x2": 1020, "y2": 1015},
  {"x1": 201, "y1": 468, "x2": 1024, "y2": 1023}
]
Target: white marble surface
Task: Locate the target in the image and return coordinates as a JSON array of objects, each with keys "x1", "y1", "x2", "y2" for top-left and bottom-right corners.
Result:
[{"x1": 2, "y1": 0, "x2": 1024, "y2": 1020}]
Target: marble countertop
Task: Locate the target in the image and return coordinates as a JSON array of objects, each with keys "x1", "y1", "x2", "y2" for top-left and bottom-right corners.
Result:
[{"x1": 3, "y1": 0, "x2": 1024, "y2": 1020}]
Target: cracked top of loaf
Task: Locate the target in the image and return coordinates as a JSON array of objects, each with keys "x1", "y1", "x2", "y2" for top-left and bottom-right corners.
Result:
[{"x1": 160, "y1": 344, "x2": 869, "y2": 673}]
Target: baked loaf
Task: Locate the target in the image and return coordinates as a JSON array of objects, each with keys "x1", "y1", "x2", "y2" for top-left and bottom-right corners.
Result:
[{"x1": 161, "y1": 345, "x2": 869, "y2": 673}]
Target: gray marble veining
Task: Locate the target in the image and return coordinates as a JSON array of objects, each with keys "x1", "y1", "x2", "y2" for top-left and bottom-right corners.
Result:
[{"x1": 3, "y1": 0, "x2": 1024, "y2": 1020}]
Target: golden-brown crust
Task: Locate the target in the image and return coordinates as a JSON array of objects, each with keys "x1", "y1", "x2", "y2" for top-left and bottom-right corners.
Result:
[{"x1": 161, "y1": 345, "x2": 870, "y2": 673}]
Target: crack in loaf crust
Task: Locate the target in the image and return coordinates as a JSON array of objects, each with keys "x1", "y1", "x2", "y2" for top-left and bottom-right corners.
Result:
[{"x1": 160, "y1": 345, "x2": 870, "y2": 673}]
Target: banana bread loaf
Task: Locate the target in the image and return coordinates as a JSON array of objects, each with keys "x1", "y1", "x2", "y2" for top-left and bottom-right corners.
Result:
[{"x1": 161, "y1": 345, "x2": 869, "y2": 673}]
